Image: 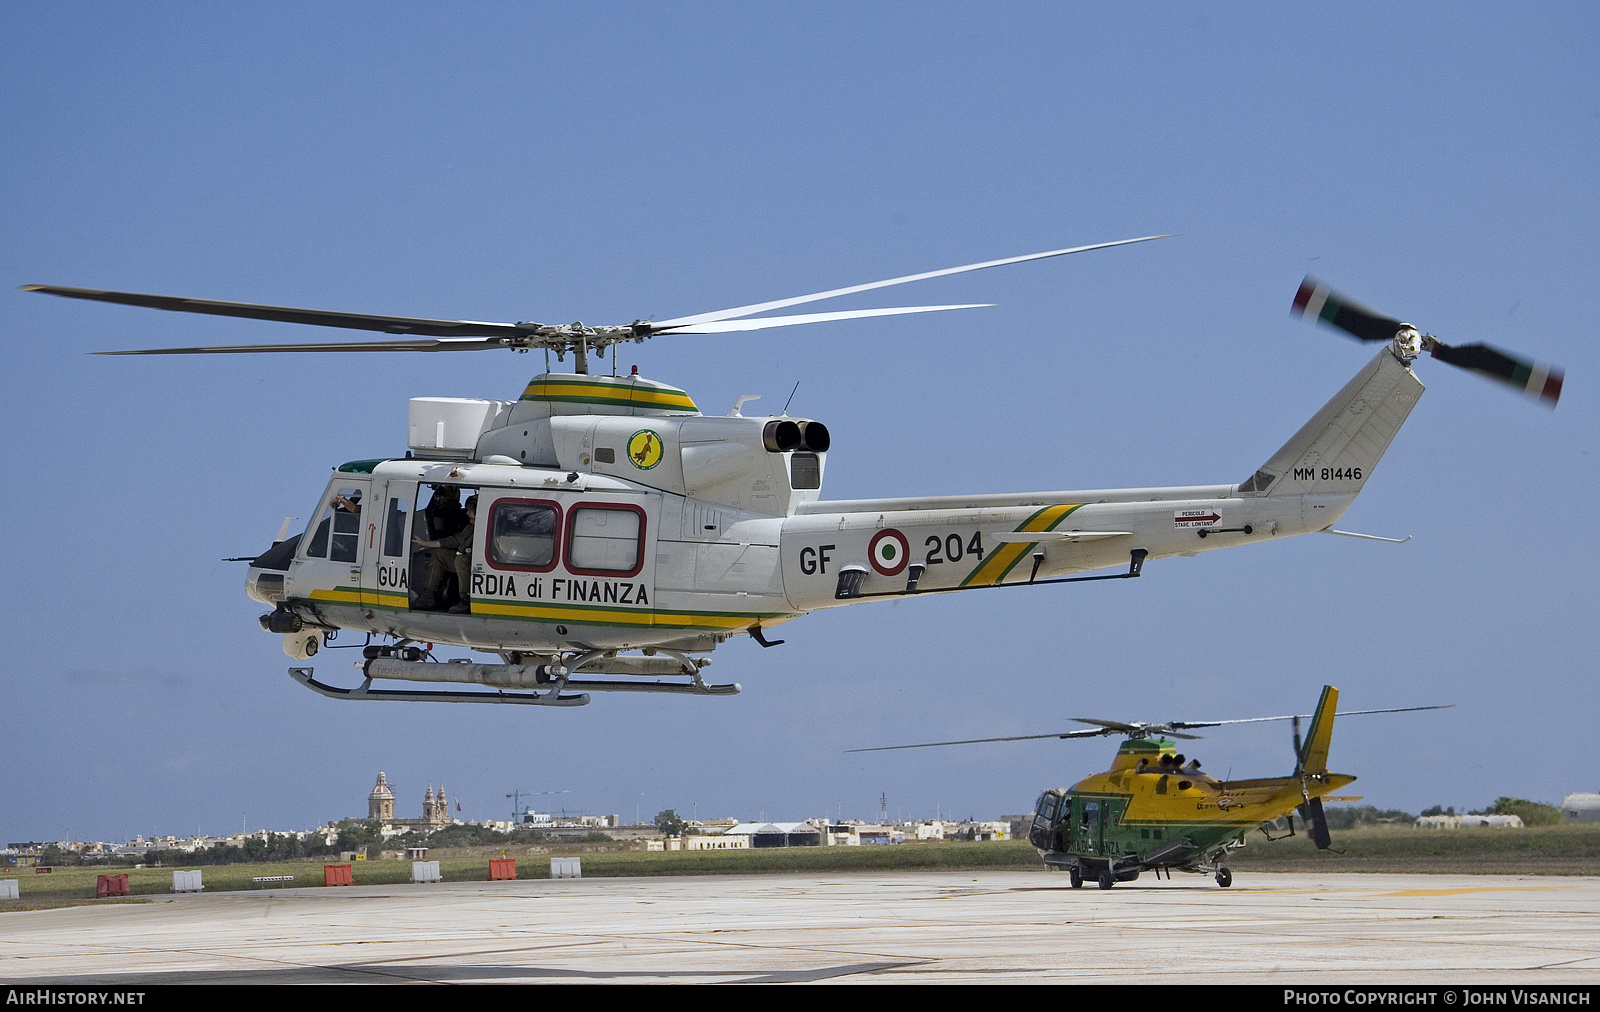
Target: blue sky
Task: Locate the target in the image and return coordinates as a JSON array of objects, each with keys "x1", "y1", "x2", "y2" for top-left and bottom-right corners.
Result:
[{"x1": 2, "y1": 4, "x2": 1596, "y2": 842}]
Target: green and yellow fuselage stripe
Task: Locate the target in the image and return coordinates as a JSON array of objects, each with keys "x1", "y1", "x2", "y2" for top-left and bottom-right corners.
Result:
[
  {"x1": 302, "y1": 588, "x2": 783, "y2": 631},
  {"x1": 960, "y1": 503, "x2": 1084, "y2": 587},
  {"x1": 520, "y1": 376, "x2": 699, "y2": 412}
]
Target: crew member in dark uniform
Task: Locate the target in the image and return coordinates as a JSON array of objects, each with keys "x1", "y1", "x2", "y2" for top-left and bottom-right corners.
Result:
[
  {"x1": 424, "y1": 485, "x2": 468, "y2": 540},
  {"x1": 413, "y1": 495, "x2": 477, "y2": 613}
]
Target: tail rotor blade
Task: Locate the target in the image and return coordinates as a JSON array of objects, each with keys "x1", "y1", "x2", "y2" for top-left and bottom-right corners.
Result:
[
  {"x1": 1291, "y1": 715, "x2": 1304, "y2": 774},
  {"x1": 1292, "y1": 277, "x2": 1407, "y2": 343},
  {"x1": 1429, "y1": 341, "x2": 1564, "y2": 406},
  {"x1": 1298, "y1": 798, "x2": 1332, "y2": 850}
]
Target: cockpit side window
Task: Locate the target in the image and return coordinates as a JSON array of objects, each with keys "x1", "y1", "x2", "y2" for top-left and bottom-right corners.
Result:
[{"x1": 303, "y1": 486, "x2": 365, "y2": 561}]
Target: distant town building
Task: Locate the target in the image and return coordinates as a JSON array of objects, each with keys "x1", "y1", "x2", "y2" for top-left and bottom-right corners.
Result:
[
  {"x1": 822, "y1": 822, "x2": 901, "y2": 845},
  {"x1": 952, "y1": 821, "x2": 1011, "y2": 842},
  {"x1": 1416, "y1": 814, "x2": 1524, "y2": 829},
  {"x1": 724, "y1": 822, "x2": 822, "y2": 848},
  {"x1": 1561, "y1": 793, "x2": 1600, "y2": 823},
  {"x1": 683, "y1": 835, "x2": 749, "y2": 851}
]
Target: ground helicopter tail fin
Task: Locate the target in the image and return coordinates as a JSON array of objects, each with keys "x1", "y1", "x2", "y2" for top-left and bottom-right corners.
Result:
[
  {"x1": 1297, "y1": 685, "x2": 1339, "y2": 775},
  {"x1": 1238, "y1": 348, "x2": 1424, "y2": 497}
]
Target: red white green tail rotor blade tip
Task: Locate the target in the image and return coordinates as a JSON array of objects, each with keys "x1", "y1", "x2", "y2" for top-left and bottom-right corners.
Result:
[
  {"x1": 1292, "y1": 276, "x2": 1407, "y2": 343},
  {"x1": 1429, "y1": 341, "x2": 1563, "y2": 406}
]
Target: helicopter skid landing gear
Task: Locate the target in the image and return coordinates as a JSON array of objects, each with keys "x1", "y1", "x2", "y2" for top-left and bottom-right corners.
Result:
[{"x1": 289, "y1": 646, "x2": 741, "y2": 706}]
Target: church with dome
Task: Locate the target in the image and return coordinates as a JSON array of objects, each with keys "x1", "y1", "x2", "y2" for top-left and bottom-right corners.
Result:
[{"x1": 367, "y1": 771, "x2": 454, "y2": 831}]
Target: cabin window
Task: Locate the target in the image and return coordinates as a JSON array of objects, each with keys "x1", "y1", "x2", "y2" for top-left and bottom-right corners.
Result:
[
  {"x1": 303, "y1": 486, "x2": 366, "y2": 562},
  {"x1": 1082, "y1": 802, "x2": 1099, "y2": 834},
  {"x1": 789, "y1": 452, "x2": 821, "y2": 490},
  {"x1": 383, "y1": 497, "x2": 411, "y2": 558},
  {"x1": 567, "y1": 504, "x2": 645, "y2": 577},
  {"x1": 488, "y1": 500, "x2": 561, "y2": 571}
]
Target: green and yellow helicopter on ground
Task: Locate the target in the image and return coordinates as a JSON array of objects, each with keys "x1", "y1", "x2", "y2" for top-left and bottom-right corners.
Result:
[{"x1": 854, "y1": 686, "x2": 1448, "y2": 889}]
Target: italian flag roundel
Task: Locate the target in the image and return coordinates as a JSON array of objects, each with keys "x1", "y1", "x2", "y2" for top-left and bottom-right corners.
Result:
[{"x1": 869, "y1": 528, "x2": 910, "y2": 576}]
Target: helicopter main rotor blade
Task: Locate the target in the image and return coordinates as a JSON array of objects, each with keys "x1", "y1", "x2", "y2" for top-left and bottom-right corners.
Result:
[
  {"x1": 30, "y1": 237, "x2": 1169, "y2": 360},
  {"x1": 657, "y1": 304, "x2": 991, "y2": 335},
  {"x1": 20, "y1": 284, "x2": 524, "y2": 338},
  {"x1": 93, "y1": 337, "x2": 510, "y2": 355},
  {"x1": 650, "y1": 234, "x2": 1171, "y2": 330}
]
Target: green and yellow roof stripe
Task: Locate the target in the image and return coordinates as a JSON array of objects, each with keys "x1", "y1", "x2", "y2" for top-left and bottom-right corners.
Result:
[{"x1": 520, "y1": 375, "x2": 699, "y2": 413}]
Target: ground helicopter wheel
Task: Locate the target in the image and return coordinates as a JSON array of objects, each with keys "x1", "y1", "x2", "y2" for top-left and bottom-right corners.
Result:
[
  {"x1": 1068, "y1": 867, "x2": 1082, "y2": 889},
  {"x1": 1215, "y1": 867, "x2": 1232, "y2": 888},
  {"x1": 1097, "y1": 870, "x2": 1115, "y2": 889}
]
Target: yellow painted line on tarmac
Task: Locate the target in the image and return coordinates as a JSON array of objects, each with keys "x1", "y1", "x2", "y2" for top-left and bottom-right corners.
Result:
[
  {"x1": 1187, "y1": 885, "x2": 1574, "y2": 897},
  {"x1": 1373, "y1": 886, "x2": 1571, "y2": 897}
]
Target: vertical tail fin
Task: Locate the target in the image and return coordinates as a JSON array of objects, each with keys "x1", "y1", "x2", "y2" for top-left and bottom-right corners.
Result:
[
  {"x1": 1238, "y1": 349, "x2": 1425, "y2": 497},
  {"x1": 1297, "y1": 685, "x2": 1338, "y2": 775}
]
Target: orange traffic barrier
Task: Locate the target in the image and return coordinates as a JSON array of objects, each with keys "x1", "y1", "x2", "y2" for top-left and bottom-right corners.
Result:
[
  {"x1": 323, "y1": 864, "x2": 354, "y2": 887},
  {"x1": 488, "y1": 858, "x2": 517, "y2": 881},
  {"x1": 96, "y1": 874, "x2": 131, "y2": 898}
]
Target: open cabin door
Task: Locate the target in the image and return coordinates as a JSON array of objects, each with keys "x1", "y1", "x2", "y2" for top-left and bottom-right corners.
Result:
[{"x1": 1074, "y1": 800, "x2": 1102, "y2": 856}]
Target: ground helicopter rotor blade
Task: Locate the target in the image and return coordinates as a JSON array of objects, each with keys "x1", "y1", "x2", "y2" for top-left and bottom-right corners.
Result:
[
  {"x1": 650, "y1": 234, "x2": 1171, "y2": 330},
  {"x1": 20, "y1": 284, "x2": 525, "y2": 338},
  {"x1": 845, "y1": 728, "x2": 1110, "y2": 753},
  {"x1": 1070, "y1": 718, "x2": 1202, "y2": 740},
  {"x1": 1428, "y1": 341, "x2": 1563, "y2": 406},
  {"x1": 1291, "y1": 277, "x2": 1407, "y2": 343},
  {"x1": 1170, "y1": 704, "x2": 1453, "y2": 732},
  {"x1": 849, "y1": 703, "x2": 1450, "y2": 754}
]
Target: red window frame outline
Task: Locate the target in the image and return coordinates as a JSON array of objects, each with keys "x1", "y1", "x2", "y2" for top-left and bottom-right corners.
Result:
[
  {"x1": 563, "y1": 501, "x2": 647, "y2": 579},
  {"x1": 485, "y1": 497, "x2": 563, "y2": 573}
]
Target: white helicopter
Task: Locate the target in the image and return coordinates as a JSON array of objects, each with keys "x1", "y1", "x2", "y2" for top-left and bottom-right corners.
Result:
[{"x1": 24, "y1": 238, "x2": 1563, "y2": 706}]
